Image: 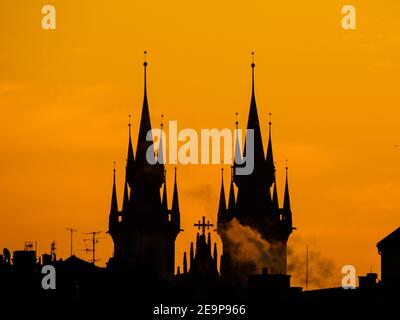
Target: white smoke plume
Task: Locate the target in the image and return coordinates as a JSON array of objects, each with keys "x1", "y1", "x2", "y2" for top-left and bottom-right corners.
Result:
[{"x1": 223, "y1": 219, "x2": 338, "y2": 289}]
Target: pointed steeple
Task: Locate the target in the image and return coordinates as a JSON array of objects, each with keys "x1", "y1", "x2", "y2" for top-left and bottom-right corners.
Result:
[
  {"x1": 233, "y1": 113, "x2": 243, "y2": 172},
  {"x1": 217, "y1": 167, "x2": 227, "y2": 224},
  {"x1": 272, "y1": 180, "x2": 279, "y2": 211},
  {"x1": 110, "y1": 163, "x2": 118, "y2": 215},
  {"x1": 265, "y1": 114, "x2": 275, "y2": 186},
  {"x1": 251, "y1": 52, "x2": 256, "y2": 106},
  {"x1": 190, "y1": 242, "x2": 194, "y2": 267},
  {"x1": 243, "y1": 52, "x2": 265, "y2": 177},
  {"x1": 161, "y1": 169, "x2": 168, "y2": 212},
  {"x1": 126, "y1": 115, "x2": 135, "y2": 185},
  {"x1": 196, "y1": 232, "x2": 200, "y2": 253},
  {"x1": 283, "y1": 163, "x2": 293, "y2": 231},
  {"x1": 183, "y1": 252, "x2": 188, "y2": 274},
  {"x1": 172, "y1": 167, "x2": 180, "y2": 212},
  {"x1": 283, "y1": 163, "x2": 291, "y2": 211},
  {"x1": 158, "y1": 114, "x2": 165, "y2": 164},
  {"x1": 122, "y1": 172, "x2": 129, "y2": 212},
  {"x1": 135, "y1": 51, "x2": 155, "y2": 164},
  {"x1": 177, "y1": 266, "x2": 181, "y2": 275},
  {"x1": 109, "y1": 163, "x2": 119, "y2": 235},
  {"x1": 228, "y1": 166, "x2": 235, "y2": 213}
]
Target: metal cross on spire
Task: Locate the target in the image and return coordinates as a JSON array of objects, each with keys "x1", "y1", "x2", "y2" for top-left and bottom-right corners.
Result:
[{"x1": 194, "y1": 216, "x2": 214, "y2": 235}]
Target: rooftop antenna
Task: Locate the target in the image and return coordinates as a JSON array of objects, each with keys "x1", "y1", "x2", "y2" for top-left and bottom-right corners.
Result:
[
  {"x1": 83, "y1": 231, "x2": 104, "y2": 265},
  {"x1": 66, "y1": 227, "x2": 78, "y2": 257},
  {"x1": 50, "y1": 241, "x2": 57, "y2": 261},
  {"x1": 24, "y1": 241, "x2": 34, "y2": 251},
  {"x1": 306, "y1": 244, "x2": 309, "y2": 291}
]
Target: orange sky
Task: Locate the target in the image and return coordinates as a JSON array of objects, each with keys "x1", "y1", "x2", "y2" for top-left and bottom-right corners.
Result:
[{"x1": 0, "y1": 0, "x2": 399, "y2": 289}]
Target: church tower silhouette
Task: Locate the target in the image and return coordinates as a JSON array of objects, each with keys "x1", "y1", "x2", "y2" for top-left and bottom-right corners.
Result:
[
  {"x1": 217, "y1": 53, "x2": 294, "y2": 281},
  {"x1": 108, "y1": 52, "x2": 181, "y2": 278}
]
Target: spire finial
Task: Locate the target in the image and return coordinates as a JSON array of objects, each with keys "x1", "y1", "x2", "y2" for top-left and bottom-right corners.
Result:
[
  {"x1": 268, "y1": 112, "x2": 272, "y2": 139},
  {"x1": 251, "y1": 52, "x2": 255, "y2": 98},
  {"x1": 235, "y1": 112, "x2": 239, "y2": 130},
  {"x1": 286, "y1": 160, "x2": 289, "y2": 171},
  {"x1": 160, "y1": 114, "x2": 164, "y2": 130},
  {"x1": 113, "y1": 161, "x2": 116, "y2": 173},
  {"x1": 128, "y1": 114, "x2": 132, "y2": 135},
  {"x1": 143, "y1": 51, "x2": 148, "y2": 100},
  {"x1": 143, "y1": 50, "x2": 148, "y2": 67}
]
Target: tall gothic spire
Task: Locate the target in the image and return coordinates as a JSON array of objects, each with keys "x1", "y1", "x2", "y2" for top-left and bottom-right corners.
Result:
[
  {"x1": 233, "y1": 113, "x2": 243, "y2": 174},
  {"x1": 110, "y1": 163, "x2": 118, "y2": 215},
  {"x1": 172, "y1": 167, "x2": 180, "y2": 212},
  {"x1": 283, "y1": 163, "x2": 291, "y2": 211},
  {"x1": 251, "y1": 52, "x2": 256, "y2": 105},
  {"x1": 158, "y1": 114, "x2": 165, "y2": 164},
  {"x1": 126, "y1": 115, "x2": 135, "y2": 185},
  {"x1": 162, "y1": 170, "x2": 168, "y2": 212},
  {"x1": 217, "y1": 167, "x2": 227, "y2": 223},
  {"x1": 272, "y1": 179, "x2": 279, "y2": 211},
  {"x1": 265, "y1": 114, "x2": 275, "y2": 186},
  {"x1": 283, "y1": 163, "x2": 293, "y2": 230},
  {"x1": 228, "y1": 166, "x2": 235, "y2": 213},
  {"x1": 243, "y1": 52, "x2": 265, "y2": 177},
  {"x1": 135, "y1": 51, "x2": 155, "y2": 164},
  {"x1": 122, "y1": 171, "x2": 129, "y2": 212}
]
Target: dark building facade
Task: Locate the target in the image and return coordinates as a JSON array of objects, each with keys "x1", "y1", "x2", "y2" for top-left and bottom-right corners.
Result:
[
  {"x1": 108, "y1": 56, "x2": 181, "y2": 279},
  {"x1": 217, "y1": 58, "x2": 294, "y2": 281},
  {"x1": 377, "y1": 227, "x2": 400, "y2": 287}
]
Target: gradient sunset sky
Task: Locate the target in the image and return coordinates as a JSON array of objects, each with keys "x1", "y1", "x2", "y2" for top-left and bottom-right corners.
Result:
[{"x1": 0, "y1": 0, "x2": 399, "y2": 289}]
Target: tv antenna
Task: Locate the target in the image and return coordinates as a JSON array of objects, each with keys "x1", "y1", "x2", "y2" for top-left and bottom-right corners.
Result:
[
  {"x1": 24, "y1": 241, "x2": 34, "y2": 251},
  {"x1": 50, "y1": 241, "x2": 57, "y2": 261},
  {"x1": 83, "y1": 231, "x2": 104, "y2": 265},
  {"x1": 66, "y1": 227, "x2": 78, "y2": 257}
]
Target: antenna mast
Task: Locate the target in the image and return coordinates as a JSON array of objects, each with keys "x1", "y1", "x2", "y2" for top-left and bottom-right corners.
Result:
[
  {"x1": 66, "y1": 227, "x2": 78, "y2": 257},
  {"x1": 50, "y1": 241, "x2": 57, "y2": 262},
  {"x1": 83, "y1": 231, "x2": 103, "y2": 265}
]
